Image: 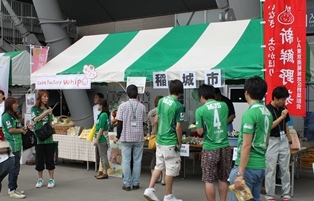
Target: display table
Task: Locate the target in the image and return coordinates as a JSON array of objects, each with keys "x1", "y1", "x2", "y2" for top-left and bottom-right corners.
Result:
[
  {"x1": 53, "y1": 134, "x2": 96, "y2": 171},
  {"x1": 290, "y1": 142, "x2": 314, "y2": 196}
]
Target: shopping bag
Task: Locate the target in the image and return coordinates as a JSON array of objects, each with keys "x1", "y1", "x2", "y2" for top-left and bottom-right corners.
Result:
[
  {"x1": 86, "y1": 125, "x2": 96, "y2": 141},
  {"x1": 148, "y1": 135, "x2": 156, "y2": 150}
]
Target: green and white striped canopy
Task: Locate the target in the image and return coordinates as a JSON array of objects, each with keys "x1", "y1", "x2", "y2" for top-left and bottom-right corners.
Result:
[
  {"x1": 30, "y1": 19, "x2": 314, "y2": 84},
  {"x1": 0, "y1": 50, "x2": 30, "y2": 85}
]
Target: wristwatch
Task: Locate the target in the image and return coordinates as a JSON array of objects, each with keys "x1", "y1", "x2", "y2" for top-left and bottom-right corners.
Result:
[{"x1": 236, "y1": 171, "x2": 244, "y2": 177}]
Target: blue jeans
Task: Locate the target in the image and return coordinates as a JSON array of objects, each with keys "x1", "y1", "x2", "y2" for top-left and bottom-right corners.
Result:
[
  {"x1": 229, "y1": 166, "x2": 265, "y2": 201},
  {"x1": 0, "y1": 156, "x2": 14, "y2": 192},
  {"x1": 8, "y1": 151, "x2": 21, "y2": 191},
  {"x1": 121, "y1": 142, "x2": 144, "y2": 187}
]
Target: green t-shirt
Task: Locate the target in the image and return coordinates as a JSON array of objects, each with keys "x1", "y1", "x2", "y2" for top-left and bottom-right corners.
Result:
[
  {"x1": 2, "y1": 112, "x2": 23, "y2": 152},
  {"x1": 95, "y1": 112, "x2": 109, "y2": 143},
  {"x1": 235, "y1": 101, "x2": 273, "y2": 169},
  {"x1": 156, "y1": 95, "x2": 185, "y2": 146},
  {"x1": 195, "y1": 100, "x2": 229, "y2": 150},
  {"x1": 31, "y1": 106, "x2": 53, "y2": 144}
]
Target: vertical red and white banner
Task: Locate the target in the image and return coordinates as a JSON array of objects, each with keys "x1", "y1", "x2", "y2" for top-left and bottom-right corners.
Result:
[
  {"x1": 31, "y1": 46, "x2": 49, "y2": 73},
  {"x1": 264, "y1": 0, "x2": 306, "y2": 116}
]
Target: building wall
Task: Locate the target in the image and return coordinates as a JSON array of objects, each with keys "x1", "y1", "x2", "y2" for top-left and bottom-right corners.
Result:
[{"x1": 78, "y1": 15, "x2": 175, "y2": 37}]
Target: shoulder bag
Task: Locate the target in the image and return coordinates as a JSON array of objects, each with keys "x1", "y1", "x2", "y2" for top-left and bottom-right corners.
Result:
[
  {"x1": 35, "y1": 123, "x2": 54, "y2": 141},
  {"x1": 22, "y1": 129, "x2": 37, "y2": 150}
]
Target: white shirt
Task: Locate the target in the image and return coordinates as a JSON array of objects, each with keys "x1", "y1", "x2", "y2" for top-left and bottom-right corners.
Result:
[
  {"x1": 0, "y1": 101, "x2": 4, "y2": 127},
  {"x1": 93, "y1": 104, "x2": 100, "y2": 124}
]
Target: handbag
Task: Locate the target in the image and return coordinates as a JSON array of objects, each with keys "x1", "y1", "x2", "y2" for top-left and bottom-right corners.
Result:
[
  {"x1": 35, "y1": 123, "x2": 54, "y2": 141},
  {"x1": 22, "y1": 129, "x2": 37, "y2": 150},
  {"x1": 148, "y1": 135, "x2": 157, "y2": 150}
]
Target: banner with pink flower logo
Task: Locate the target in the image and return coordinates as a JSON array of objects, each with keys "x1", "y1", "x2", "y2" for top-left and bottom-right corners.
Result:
[{"x1": 31, "y1": 46, "x2": 49, "y2": 73}]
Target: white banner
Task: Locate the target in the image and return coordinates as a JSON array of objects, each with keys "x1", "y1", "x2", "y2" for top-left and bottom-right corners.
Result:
[
  {"x1": 0, "y1": 56, "x2": 10, "y2": 96},
  {"x1": 35, "y1": 75, "x2": 91, "y2": 89}
]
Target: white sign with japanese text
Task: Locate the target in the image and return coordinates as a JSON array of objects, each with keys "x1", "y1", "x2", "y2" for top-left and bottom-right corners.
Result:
[
  {"x1": 180, "y1": 144, "x2": 190, "y2": 157},
  {"x1": 153, "y1": 72, "x2": 168, "y2": 89},
  {"x1": 180, "y1": 71, "x2": 196, "y2": 89},
  {"x1": 35, "y1": 75, "x2": 91, "y2": 89},
  {"x1": 126, "y1": 77, "x2": 146, "y2": 94},
  {"x1": 232, "y1": 147, "x2": 238, "y2": 161},
  {"x1": 204, "y1": 69, "x2": 222, "y2": 87}
]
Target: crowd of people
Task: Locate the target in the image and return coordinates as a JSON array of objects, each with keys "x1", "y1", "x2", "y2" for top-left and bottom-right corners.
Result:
[{"x1": 0, "y1": 77, "x2": 294, "y2": 200}]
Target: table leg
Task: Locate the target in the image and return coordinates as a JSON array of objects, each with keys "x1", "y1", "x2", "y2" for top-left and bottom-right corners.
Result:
[
  {"x1": 87, "y1": 160, "x2": 89, "y2": 171},
  {"x1": 192, "y1": 153, "x2": 195, "y2": 175},
  {"x1": 182, "y1": 157, "x2": 186, "y2": 178},
  {"x1": 291, "y1": 155, "x2": 295, "y2": 197}
]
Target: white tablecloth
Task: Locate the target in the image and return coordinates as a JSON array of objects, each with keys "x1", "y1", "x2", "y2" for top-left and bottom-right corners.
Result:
[{"x1": 53, "y1": 134, "x2": 96, "y2": 163}]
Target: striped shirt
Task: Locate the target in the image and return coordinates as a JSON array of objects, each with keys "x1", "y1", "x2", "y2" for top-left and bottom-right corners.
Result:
[{"x1": 117, "y1": 99, "x2": 146, "y2": 142}]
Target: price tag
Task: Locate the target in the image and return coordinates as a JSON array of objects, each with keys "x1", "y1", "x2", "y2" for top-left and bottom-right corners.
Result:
[{"x1": 232, "y1": 147, "x2": 238, "y2": 161}]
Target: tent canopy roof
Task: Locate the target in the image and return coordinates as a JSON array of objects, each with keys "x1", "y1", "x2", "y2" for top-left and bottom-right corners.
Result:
[
  {"x1": 31, "y1": 19, "x2": 265, "y2": 84},
  {"x1": 0, "y1": 50, "x2": 30, "y2": 86}
]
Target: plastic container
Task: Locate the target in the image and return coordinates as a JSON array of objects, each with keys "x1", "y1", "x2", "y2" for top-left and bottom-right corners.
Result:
[{"x1": 228, "y1": 137, "x2": 238, "y2": 147}]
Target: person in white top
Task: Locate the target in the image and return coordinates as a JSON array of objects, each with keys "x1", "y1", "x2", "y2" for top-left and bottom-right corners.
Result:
[
  {"x1": 93, "y1": 93, "x2": 104, "y2": 123},
  {"x1": 0, "y1": 90, "x2": 5, "y2": 141}
]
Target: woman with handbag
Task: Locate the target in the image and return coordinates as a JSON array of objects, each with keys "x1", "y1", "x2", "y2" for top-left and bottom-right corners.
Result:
[
  {"x1": 93, "y1": 99, "x2": 110, "y2": 179},
  {"x1": 2, "y1": 97, "x2": 26, "y2": 199},
  {"x1": 31, "y1": 90, "x2": 55, "y2": 188}
]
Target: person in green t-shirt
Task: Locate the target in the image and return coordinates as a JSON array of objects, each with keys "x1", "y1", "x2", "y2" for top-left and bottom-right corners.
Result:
[
  {"x1": 31, "y1": 90, "x2": 55, "y2": 189},
  {"x1": 229, "y1": 76, "x2": 273, "y2": 201},
  {"x1": 2, "y1": 97, "x2": 26, "y2": 198},
  {"x1": 93, "y1": 99, "x2": 110, "y2": 179},
  {"x1": 195, "y1": 84, "x2": 231, "y2": 201},
  {"x1": 144, "y1": 80, "x2": 184, "y2": 201}
]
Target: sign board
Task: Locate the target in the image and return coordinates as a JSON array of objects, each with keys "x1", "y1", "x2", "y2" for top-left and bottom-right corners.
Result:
[
  {"x1": 204, "y1": 69, "x2": 222, "y2": 87},
  {"x1": 153, "y1": 72, "x2": 168, "y2": 89},
  {"x1": 307, "y1": 8, "x2": 314, "y2": 34},
  {"x1": 232, "y1": 147, "x2": 238, "y2": 161},
  {"x1": 126, "y1": 77, "x2": 146, "y2": 94},
  {"x1": 264, "y1": 0, "x2": 306, "y2": 116},
  {"x1": 35, "y1": 75, "x2": 91, "y2": 89},
  {"x1": 180, "y1": 144, "x2": 190, "y2": 157},
  {"x1": 180, "y1": 71, "x2": 196, "y2": 89}
]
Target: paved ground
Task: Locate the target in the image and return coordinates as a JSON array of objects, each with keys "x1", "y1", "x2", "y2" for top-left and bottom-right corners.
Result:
[{"x1": 1, "y1": 152, "x2": 313, "y2": 201}]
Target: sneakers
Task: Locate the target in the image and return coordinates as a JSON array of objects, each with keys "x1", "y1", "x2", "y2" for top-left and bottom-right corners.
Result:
[
  {"x1": 9, "y1": 190, "x2": 26, "y2": 199},
  {"x1": 47, "y1": 179, "x2": 55, "y2": 188},
  {"x1": 161, "y1": 180, "x2": 166, "y2": 186},
  {"x1": 8, "y1": 189, "x2": 25, "y2": 195},
  {"x1": 267, "y1": 198, "x2": 275, "y2": 201},
  {"x1": 143, "y1": 188, "x2": 160, "y2": 201},
  {"x1": 35, "y1": 179, "x2": 44, "y2": 188},
  {"x1": 282, "y1": 196, "x2": 291, "y2": 201},
  {"x1": 163, "y1": 194, "x2": 182, "y2": 201}
]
